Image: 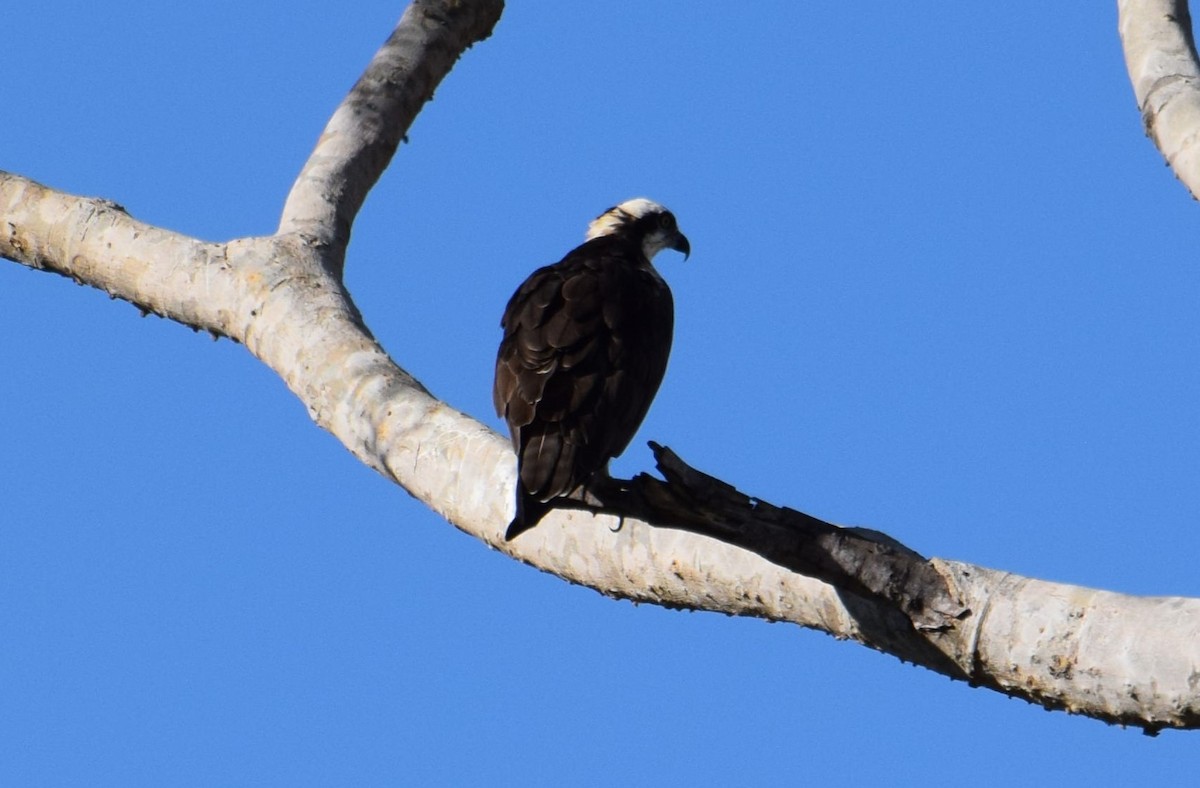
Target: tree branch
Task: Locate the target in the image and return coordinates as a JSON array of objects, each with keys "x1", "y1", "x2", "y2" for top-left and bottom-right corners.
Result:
[
  {"x1": 554, "y1": 443, "x2": 1200, "y2": 733},
  {"x1": 1119, "y1": 0, "x2": 1200, "y2": 198},
  {"x1": 0, "y1": 176, "x2": 226, "y2": 329},
  {"x1": 277, "y1": 0, "x2": 505, "y2": 264},
  {"x1": 3, "y1": 0, "x2": 1199, "y2": 733},
  {"x1": 637, "y1": 443, "x2": 966, "y2": 631}
]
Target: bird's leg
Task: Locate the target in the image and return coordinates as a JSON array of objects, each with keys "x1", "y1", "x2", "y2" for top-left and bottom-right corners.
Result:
[
  {"x1": 584, "y1": 473, "x2": 630, "y2": 532},
  {"x1": 580, "y1": 471, "x2": 626, "y2": 502},
  {"x1": 535, "y1": 471, "x2": 649, "y2": 529}
]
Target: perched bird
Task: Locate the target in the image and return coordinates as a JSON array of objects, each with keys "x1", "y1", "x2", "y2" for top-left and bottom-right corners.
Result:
[{"x1": 494, "y1": 198, "x2": 690, "y2": 540}]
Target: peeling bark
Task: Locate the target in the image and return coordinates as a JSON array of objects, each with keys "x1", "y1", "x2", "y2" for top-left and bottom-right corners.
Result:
[{"x1": 3, "y1": 0, "x2": 1200, "y2": 732}]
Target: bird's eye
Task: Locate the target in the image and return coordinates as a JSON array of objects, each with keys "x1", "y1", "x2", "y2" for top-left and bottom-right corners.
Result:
[{"x1": 659, "y1": 213, "x2": 676, "y2": 230}]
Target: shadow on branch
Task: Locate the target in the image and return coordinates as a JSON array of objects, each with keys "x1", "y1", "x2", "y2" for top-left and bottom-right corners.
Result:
[{"x1": 564, "y1": 442, "x2": 972, "y2": 673}]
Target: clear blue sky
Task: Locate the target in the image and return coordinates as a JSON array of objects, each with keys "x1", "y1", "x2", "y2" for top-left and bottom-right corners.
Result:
[{"x1": 3, "y1": 2, "x2": 1198, "y2": 784}]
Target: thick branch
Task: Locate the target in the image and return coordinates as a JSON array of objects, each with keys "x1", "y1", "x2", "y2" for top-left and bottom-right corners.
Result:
[
  {"x1": 1119, "y1": 0, "x2": 1200, "y2": 198},
  {"x1": 277, "y1": 0, "x2": 504, "y2": 259},
  {"x1": 0, "y1": 174, "x2": 231, "y2": 330},
  {"x1": 552, "y1": 444, "x2": 1200, "y2": 733},
  {"x1": 8, "y1": 173, "x2": 1200, "y2": 738}
]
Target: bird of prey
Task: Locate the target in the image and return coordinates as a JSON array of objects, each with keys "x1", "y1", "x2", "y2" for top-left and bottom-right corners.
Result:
[{"x1": 494, "y1": 198, "x2": 690, "y2": 540}]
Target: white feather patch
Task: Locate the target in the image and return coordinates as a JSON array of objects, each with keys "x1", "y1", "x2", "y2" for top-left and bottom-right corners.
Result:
[{"x1": 585, "y1": 197, "x2": 668, "y2": 240}]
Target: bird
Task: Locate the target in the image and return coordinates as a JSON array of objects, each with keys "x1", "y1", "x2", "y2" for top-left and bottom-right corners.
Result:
[{"x1": 494, "y1": 198, "x2": 690, "y2": 540}]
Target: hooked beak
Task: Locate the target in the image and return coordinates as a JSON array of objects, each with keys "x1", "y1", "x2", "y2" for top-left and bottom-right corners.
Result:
[{"x1": 671, "y1": 231, "x2": 691, "y2": 260}]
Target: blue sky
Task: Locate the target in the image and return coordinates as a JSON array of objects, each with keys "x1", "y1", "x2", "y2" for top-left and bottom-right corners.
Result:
[{"x1": 3, "y1": 2, "x2": 1199, "y2": 784}]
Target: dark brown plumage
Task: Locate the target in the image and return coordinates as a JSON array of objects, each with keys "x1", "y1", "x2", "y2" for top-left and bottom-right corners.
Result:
[{"x1": 494, "y1": 199, "x2": 690, "y2": 539}]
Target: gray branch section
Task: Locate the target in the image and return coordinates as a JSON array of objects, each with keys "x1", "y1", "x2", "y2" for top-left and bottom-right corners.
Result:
[
  {"x1": 2, "y1": 0, "x2": 1198, "y2": 733},
  {"x1": 1120, "y1": 0, "x2": 1200, "y2": 198}
]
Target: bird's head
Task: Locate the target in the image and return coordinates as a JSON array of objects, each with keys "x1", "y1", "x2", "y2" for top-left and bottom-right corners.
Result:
[{"x1": 585, "y1": 198, "x2": 691, "y2": 261}]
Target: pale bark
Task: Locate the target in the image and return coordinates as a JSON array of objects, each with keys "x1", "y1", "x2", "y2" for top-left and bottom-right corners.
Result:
[
  {"x1": 1119, "y1": 0, "x2": 1200, "y2": 198},
  {"x1": 277, "y1": 0, "x2": 492, "y2": 260},
  {"x1": 3, "y1": 0, "x2": 1199, "y2": 733}
]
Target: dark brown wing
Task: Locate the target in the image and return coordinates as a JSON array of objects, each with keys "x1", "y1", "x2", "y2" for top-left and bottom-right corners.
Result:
[{"x1": 494, "y1": 237, "x2": 674, "y2": 537}]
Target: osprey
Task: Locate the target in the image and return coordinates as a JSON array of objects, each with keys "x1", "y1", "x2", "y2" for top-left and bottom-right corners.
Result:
[{"x1": 494, "y1": 198, "x2": 690, "y2": 540}]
